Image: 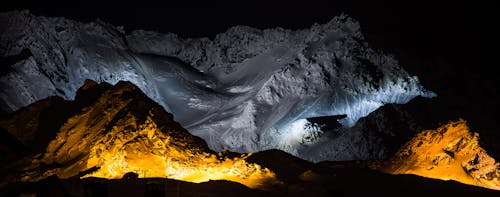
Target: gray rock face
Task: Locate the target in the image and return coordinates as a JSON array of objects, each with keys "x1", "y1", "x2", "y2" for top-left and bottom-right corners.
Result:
[{"x1": 0, "y1": 10, "x2": 435, "y2": 160}]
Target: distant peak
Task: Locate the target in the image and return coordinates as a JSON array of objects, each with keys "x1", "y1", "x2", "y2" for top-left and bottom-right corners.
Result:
[{"x1": 380, "y1": 119, "x2": 500, "y2": 190}]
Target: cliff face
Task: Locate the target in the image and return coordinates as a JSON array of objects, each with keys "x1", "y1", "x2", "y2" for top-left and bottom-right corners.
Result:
[
  {"x1": 0, "y1": 10, "x2": 434, "y2": 157},
  {"x1": 380, "y1": 120, "x2": 500, "y2": 190},
  {"x1": 0, "y1": 80, "x2": 279, "y2": 189}
]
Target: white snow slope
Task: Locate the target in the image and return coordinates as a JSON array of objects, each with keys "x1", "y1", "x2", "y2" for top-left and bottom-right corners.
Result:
[{"x1": 0, "y1": 10, "x2": 435, "y2": 161}]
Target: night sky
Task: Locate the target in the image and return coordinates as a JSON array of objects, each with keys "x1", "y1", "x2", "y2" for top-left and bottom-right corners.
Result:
[{"x1": 2, "y1": 0, "x2": 499, "y2": 153}]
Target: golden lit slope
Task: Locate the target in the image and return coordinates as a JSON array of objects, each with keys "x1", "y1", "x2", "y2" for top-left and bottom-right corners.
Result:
[
  {"x1": 14, "y1": 80, "x2": 280, "y2": 189},
  {"x1": 81, "y1": 115, "x2": 279, "y2": 189},
  {"x1": 381, "y1": 120, "x2": 500, "y2": 190}
]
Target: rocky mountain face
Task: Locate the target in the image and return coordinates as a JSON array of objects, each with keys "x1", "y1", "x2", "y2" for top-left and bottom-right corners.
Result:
[
  {"x1": 0, "y1": 80, "x2": 279, "y2": 190},
  {"x1": 0, "y1": 10, "x2": 435, "y2": 159},
  {"x1": 379, "y1": 120, "x2": 500, "y2": 190}
]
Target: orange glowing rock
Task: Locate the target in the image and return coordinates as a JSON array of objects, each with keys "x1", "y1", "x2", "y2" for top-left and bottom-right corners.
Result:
[
  {"x1": 79, "y1": 116, "x2": 279, "y2": 189},
  {"x1": 381, "y1": 119, "x2": 500, "y2": 190},
  {"x1": 7, "y1": 80, "x2": 280, "y2": 190}
]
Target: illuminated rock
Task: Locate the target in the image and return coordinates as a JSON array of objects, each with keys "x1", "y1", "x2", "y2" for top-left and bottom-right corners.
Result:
[
  {"x1": 0, "y1": 80, "x2": 279, "y2": 189},
  {"x1": 380, "y1": 120, "x2": 500, "y2": 190},
  {"x1": 0, "y1": 10, "x2": 434, "y2": 158}
]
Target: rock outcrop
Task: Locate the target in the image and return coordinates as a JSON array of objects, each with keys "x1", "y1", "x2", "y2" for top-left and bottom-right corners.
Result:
[{"x1": 380, "y1": 120, "x2": 500, "y2": 190}]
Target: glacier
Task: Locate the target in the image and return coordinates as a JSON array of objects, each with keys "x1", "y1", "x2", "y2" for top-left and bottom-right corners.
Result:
[{"x1": 0, "y1": 10, "x2": 435, "y2": 160}]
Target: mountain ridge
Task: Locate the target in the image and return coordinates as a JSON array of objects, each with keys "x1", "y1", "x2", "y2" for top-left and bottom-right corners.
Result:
[{"x1": 0, "y1": 10, "x2": 434, "y2": 159}]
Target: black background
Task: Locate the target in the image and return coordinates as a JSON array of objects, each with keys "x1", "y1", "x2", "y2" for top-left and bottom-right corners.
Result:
[{"x1": 2, "y1": 0, "x2": 499, "y2": 155}]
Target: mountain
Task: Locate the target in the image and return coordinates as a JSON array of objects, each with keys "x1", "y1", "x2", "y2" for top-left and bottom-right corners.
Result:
[
  {"x1": 379, "y1": 120, "x2": 500, "y2": 190},
  {"x1": 0, "y1": 10, "x2": 434, "y2": 159},
  {"x1": 0, "y1": 80, "x2": 279, "y2": 190}
]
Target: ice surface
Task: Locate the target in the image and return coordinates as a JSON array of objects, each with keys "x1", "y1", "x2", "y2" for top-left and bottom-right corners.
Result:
[{"x1": 0, "y1": 11, "x2": 435, "y2": 160}]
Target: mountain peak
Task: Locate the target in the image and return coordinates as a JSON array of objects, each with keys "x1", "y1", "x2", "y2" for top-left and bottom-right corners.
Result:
[
  {"x1": 0, "y1": 11, "x2": 434, "y2": 158},
  {"x1": 380, "y1": 119, "x2": 500, "y2": 190},
  {"x1": 0, "y1": 80, "x2": 280, "y2": 189}
]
